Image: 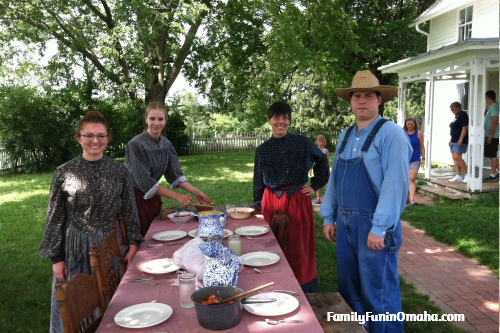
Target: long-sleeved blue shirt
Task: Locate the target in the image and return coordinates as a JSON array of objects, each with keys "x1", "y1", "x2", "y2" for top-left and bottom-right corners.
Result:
[{"x1": 319, "y1": 117, "x2": 412, "y2": 237}]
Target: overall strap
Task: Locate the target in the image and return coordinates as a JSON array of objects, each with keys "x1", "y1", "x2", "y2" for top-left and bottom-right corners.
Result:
[
  {"x1": 338, "y1": 125, "x2": 356, "y2": 154},
  {"x1": 361, "y1": 118, "x2": 388, "y2": 152}
]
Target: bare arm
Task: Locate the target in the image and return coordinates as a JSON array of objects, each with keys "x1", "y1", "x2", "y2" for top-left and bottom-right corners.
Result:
[
  {"x1": 458, "y1": 126, "x2": 468, "y2": 146},
  {"x1": 326, "y1": 149, "x2": 331, "y2": 169},
  {"x1": 487, "y1": 116, "x2": 499, "y2": 144},
  {"x1": 156, "y1": 184, "x2": 197, "y2": 206},
  {"x1": 418, "y1": 130, "x2": 425, "y2": 166}
]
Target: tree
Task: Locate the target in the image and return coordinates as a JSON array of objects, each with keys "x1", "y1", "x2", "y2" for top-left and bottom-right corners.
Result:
[
  {"x1": 337, "y1": 0, "x2": 434, "y2": 115},
  {"x1": 196, "y1": 0, "x2": 434, "y2": 121},
  {"x1": 0, "y1": 0, "x2": 214, "y2": 113}
]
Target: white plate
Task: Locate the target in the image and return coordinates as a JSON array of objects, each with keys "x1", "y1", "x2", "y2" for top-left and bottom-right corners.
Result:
[
  {"x1": 114, "y1": 302, "x2": 173, "y2": 328},
  {"x1": 141, "y1": 258, "x2": 180, "y2": 274},
  {"x1": 235, "y1": 226, "x2": 269, "y2": 236},
  {"x1": 188, "y1": 229, "x2": 233, "y2": 238},
  {"x1": 243, "y1": 292, "x2": 299, "y2": 316},
  {"x1": 240, "y1": 251, "x2": 280, "y2": 266},
  {"x1": 152, "y1": 230, "x2": 187, "y2": 241}
]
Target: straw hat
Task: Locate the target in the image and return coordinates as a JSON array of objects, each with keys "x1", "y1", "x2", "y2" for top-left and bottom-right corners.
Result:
[{"x1": 334, "y1": 70, "x2": 398, "y2": 103}]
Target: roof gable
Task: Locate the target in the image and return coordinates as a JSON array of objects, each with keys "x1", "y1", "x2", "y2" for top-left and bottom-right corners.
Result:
[{"x1": 410, "y1": 0, "x2": 473, "y2": 27}]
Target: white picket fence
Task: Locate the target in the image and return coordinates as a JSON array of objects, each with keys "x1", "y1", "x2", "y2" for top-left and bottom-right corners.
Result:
[
  {"x1": 189, "y1": 132, "x2": 270, "y2": 154},
  {"x1": 0, "y1": 147, "x2": 11, "y2": 171}
]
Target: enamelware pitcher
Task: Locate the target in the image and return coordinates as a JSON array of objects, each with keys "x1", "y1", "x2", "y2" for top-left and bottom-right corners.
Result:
[
  {"x1": 199, "y1": 241, "x2": 240, "y2": 287},
  {"x1": 196, "y1": 210, "x2": 227, "y2": 239}
]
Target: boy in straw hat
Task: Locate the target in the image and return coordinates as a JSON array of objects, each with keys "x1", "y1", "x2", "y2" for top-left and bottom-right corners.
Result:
[{"x1": 320, "y1": 70, "x2": 412, "y2": 333}]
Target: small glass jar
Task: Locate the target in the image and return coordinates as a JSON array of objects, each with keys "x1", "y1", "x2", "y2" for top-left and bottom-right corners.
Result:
[
  {"x1": 179, "y1": 273, "x2": 196, "y2": 308},
  {"x1": 227, "y1": 234, "x2": 242, "y2": 256}
]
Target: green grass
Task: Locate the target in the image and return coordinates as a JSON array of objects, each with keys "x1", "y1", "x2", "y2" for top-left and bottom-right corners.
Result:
[{"x1": 1, "y1": 151, "x2": 496, "y2": 332}]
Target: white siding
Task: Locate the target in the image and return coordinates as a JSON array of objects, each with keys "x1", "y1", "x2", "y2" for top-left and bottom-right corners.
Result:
[
  {"x1": 428, "y1": 11, "x2": 457, "y2": 51},
  {"x1": 472, "y1": 0, "x2": 499, "y2": 38},
  {"x1": 427, "y1": 0, "x2": 499, "y2": 51}
]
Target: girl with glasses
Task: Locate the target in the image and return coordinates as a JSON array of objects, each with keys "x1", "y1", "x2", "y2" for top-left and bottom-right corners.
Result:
[{"x1": 39, "y1": 111, "x2": 144, "y2": 333}]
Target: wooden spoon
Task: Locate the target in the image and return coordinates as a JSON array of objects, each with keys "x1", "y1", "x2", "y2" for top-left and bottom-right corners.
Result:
[{"x1": 218, "y1": 282, "x2": 275, "y2": 305}]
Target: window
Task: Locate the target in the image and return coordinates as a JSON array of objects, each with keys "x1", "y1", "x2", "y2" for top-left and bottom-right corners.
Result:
[{"x1": 458, "y1": 6, "x2": 473, "y2": 41}]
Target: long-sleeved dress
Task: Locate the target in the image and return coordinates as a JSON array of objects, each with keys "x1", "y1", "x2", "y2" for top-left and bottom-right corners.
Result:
[
  {"x1": 39, "y1": 155, "x2": 144, "y2": 333},
  {"x1": 253, "y1": 132, "x2": 330, "y2": 287},
  {"x1": 125, "y1": 131, "x2": 188, "y2": 235}
]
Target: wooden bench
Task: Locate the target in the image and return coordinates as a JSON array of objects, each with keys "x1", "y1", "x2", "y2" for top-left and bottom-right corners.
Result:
[{"x1": 306, "y1": 292, "x2": 367, "y2": 332}]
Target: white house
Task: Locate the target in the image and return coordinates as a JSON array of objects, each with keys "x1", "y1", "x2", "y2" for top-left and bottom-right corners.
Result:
[{"x1": 379, "y1": 0, "x2": 499, "y2": 192}]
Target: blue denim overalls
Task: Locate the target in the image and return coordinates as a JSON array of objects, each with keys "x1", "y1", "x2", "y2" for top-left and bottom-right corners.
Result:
[{"x1": 335, "y1": 119, "x2": 403, "y2": 333}]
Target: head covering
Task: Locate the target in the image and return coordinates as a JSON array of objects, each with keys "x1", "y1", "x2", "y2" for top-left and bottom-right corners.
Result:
[{"x1": 334, "y1": 70, "x2": 398, "y2": 103}]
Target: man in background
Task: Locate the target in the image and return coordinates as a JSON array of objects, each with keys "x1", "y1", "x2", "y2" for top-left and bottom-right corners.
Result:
[{"x1": 484, "y1": 90, "x2": 499, "y2": 181}]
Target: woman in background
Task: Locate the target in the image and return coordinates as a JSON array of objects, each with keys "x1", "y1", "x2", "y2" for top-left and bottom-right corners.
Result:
[
  {"x1": 39, "y1": 111, "x2": 143, "y2": 333},
  {"x1": 125, "y1": 102, "x2": 210, "y2": 236},
  {"x1": 403, "y1": 117, "x2": 425, "y2": 205}
]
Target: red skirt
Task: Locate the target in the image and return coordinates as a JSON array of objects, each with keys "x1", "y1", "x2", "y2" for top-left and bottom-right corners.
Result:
[
  {"x1": 133, "y1": 187, "x2": 162, "y2": 237},
  {"x1": 261, "y1": 187, "x2": 316, "y2": 285}
]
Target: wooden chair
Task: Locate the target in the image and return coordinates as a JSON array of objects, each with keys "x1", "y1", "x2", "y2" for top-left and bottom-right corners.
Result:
[
  {"x1": 270, "y1": 211, "x2": 289, "y2": 250},
  {"x1": 116, "y1": 210, "x2": 128, "y2": 246},
  {"x1": 55, "y1": 273, "x2": 106, "y2": 333},
  {"x1": 89, "y1": 222, "x2": 126, "y2": 304}
]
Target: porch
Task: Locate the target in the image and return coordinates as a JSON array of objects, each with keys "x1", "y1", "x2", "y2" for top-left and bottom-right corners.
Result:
[{"x1": 417, "y1": 167, "x2": 499, "y2": 199}]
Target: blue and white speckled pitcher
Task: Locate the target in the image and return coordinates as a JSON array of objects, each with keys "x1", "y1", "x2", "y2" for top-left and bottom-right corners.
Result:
[
  {"x1": 196, "y1": 211, "x2": 227, "y2": 239},
  {"x1": 199, "y1": 241, "x2": 240, "y2": 287}
]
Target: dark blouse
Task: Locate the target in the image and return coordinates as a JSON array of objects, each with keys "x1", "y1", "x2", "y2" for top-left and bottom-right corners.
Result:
[
  {"x1": 253, "y1": 133, "x2": 330, "y2": 210},
  {"x1": 39, "y1": 155, "x2": 144, "y2": 264},
  {"x1": 449, "y1": 111, "x2": 469, "y2": 144},
  {"x1": 125, "y1": 131, "x2": 187, "y2": 195}
]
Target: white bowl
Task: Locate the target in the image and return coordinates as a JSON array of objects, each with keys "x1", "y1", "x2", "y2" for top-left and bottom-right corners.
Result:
[
  {"x1": 226, "y1": 207, "x2": 254, "y2": 220},
  {"x1": 167, "y1": 211, "x2": 194, "y2": 223}
]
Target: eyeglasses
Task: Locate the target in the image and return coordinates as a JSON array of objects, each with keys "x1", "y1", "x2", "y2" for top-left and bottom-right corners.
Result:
[
  {"x1": 272, "y1": 115, "x2": 290, "y2": 121},
  {"x1": 79, "y1": 134, "x2": 109, "y2": 141}
]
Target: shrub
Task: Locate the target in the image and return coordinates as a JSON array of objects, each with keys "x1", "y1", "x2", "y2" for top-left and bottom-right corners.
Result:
[
  {"x1": 0, "y1": 86, "x2": 81, "y2": 172},
  {"x1": 165, "y1": 111, "x2": 191, "y2": 155}
]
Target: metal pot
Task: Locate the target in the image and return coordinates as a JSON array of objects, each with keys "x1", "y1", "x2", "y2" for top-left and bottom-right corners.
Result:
[{"x1": 191, "y1": 286, "x2": 244, "y2": 330}]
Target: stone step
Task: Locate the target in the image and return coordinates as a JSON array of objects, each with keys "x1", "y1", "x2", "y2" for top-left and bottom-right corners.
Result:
[{"x1": 417, "y1": 184, "x2": 469, "y2": 200}]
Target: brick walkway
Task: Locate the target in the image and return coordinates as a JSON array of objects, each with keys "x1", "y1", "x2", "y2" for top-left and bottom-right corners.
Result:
[
  {"x1": 312, "y1": 195, "x2": 499, "y2": 333},
  {"x1": 399, "y1": 220, "x2": 499, "y2": 333}
]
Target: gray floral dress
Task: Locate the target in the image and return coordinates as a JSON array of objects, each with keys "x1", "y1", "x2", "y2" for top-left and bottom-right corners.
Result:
[{"x1": 39, "y1": 155, "x2": 144, "y2": 333}]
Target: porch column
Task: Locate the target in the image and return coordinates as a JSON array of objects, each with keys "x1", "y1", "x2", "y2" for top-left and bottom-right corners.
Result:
[
  {"x1": 397, "y1": 81, "x2": 407, "y2": 126},
  {"x1": 466, "y1": 60, "x2": 486, "y2": 192},
  {"x1": 424, "y1": 72, "x2": 435, "y2": 180}
]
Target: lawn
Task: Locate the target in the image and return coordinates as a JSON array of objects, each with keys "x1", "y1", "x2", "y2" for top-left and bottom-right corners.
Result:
[{"x1": 1, "y1": 150, "x2": 496, "y2": 332}]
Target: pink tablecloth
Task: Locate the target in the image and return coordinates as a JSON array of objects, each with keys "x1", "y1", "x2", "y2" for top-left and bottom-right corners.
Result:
[{"x1": 96, "y1": 213, "x2": 323, "y2": 333}]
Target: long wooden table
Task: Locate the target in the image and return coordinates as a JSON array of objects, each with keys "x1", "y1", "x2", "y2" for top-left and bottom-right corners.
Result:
[{"x1": 96, "y1": 211, "x2": 324, "y2": 332}]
